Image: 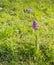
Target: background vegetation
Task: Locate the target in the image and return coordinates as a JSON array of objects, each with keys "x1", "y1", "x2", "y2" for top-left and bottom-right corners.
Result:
[{"x1": 0, "y1": 0, "x2": 54, "y2": 65}]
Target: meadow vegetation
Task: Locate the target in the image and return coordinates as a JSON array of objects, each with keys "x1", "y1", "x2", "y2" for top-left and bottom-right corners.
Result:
[{"x1": 0, "y1": 0, "x2": 54, "y2": 65}]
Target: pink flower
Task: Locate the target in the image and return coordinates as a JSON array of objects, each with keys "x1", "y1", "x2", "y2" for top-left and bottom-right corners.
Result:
[{"x1": 33, "y1": 20, "x2": 38, "y2": 30}]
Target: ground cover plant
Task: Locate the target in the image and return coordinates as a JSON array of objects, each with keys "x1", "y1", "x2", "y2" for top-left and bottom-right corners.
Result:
[{"x1": 0, "y1": 0, "x2": 54, "y2": 65}]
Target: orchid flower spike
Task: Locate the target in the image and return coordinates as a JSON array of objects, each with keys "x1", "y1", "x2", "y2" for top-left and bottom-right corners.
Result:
[{"x1": 33, "y1": 20, "x2": 38, "y2": 30}]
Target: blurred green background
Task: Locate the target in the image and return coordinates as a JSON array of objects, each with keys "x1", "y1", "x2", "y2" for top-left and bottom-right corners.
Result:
[{"x1": 0, "y1": 0, "x2": 54, "y2": 65}]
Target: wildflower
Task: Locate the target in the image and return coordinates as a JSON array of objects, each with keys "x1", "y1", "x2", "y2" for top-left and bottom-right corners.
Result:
[{"x1": 33, "y1": 20, "x2": 38, "y2": 30}]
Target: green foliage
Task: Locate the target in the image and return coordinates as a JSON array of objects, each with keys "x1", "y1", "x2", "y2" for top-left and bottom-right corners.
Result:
[{"x1": 0, "y1": 0, "x2": 54, "y2": 65}]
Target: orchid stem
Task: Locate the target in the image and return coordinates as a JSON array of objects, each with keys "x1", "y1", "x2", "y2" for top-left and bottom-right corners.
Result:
[{"x1": 33, "y1": 29, "x2": 39, "y2": 53}]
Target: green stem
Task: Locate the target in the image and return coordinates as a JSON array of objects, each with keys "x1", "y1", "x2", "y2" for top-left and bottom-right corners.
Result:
[
  {"x1": 33, "y1": 29, "x2": 39, "y2": 53},
  {"x1": 36, "y1": 30, "x2": 39, "y2": 53}
]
